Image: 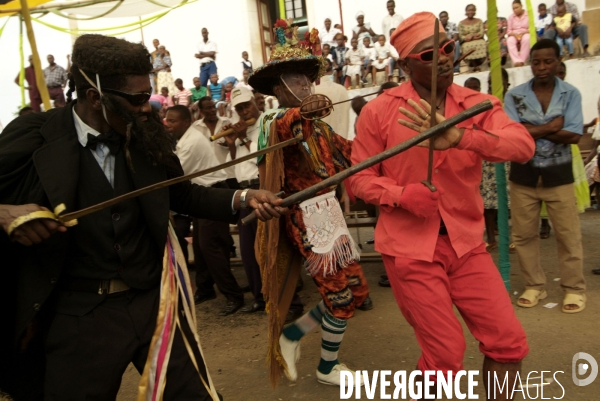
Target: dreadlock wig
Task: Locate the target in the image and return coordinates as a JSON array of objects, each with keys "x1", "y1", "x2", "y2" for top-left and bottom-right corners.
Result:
[{"x1": 67, "y1": 34, "x2": 153, "y2": 101}]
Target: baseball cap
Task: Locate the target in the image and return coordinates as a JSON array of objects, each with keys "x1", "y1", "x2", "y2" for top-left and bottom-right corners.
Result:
[{"x1": 231, "y1": 87, "x2": 254, "y2": 107}]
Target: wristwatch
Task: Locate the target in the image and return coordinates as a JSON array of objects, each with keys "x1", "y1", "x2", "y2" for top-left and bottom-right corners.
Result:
[
  {"x1": 239, "y1": 137, "x2": 251, "y2": 146},
  {"x1": 239, "y1": 188, "x2": 251, "y2": 209}
]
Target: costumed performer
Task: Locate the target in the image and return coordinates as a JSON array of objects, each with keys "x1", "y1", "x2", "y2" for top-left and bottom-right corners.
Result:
[
  {"x1": 0, "y1": 34, "x2": 285, "y2": 401},
  {"x1": 348, "y1": 13, "x2": 534, "y2": 400},
  {"x1": 248, "y1": 21, "x2": 371, "y2": 388}
]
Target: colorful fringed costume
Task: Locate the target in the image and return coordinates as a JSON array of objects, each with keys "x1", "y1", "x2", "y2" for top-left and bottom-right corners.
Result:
[{"x1": 255, "y1": 107, "x2": 369, "y2": 385}]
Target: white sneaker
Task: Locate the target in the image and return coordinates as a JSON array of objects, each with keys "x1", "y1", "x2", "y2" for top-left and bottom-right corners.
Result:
[
  {"x1": 316, "y1": 363, "x2": 363, "y2": 387},
  {"x1": 279, "y1": 334, "x2": 300, "y2": 381}
]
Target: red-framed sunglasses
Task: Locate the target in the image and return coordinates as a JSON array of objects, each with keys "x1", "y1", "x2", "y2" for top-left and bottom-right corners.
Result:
[
  {"x1": 102, "y1": 88, "x2": 151, "y2": 106},
  {"x1": 405, "y1": 40, "x2": 456, "y2": 63}
]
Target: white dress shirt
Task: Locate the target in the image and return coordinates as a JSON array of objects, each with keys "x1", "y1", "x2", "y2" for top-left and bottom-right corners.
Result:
[
  {"x1": 225, "y1": 119, "x2": 260, "y2": 182},
  {"x1": 319, "y1": 27, "x2": 342, "y2": 48},
  {"x1": 382, "y1": 13, "x2": 404, "y2": 40},
  {"x1": 174, "y1": 124, "x2": 228, "y2": 187},
  {"x1": 314, "y1": 75, "x2": 350, "y2": 139},
  {"x1": 194, "y1": 117, "x2": 236, "y2": 179},
  {"x1": 73, "y1": 108, "x2": 115, "y2": 188},
  {"x1": 197, "y1": 39, "x2": 218, "y2": 64}
]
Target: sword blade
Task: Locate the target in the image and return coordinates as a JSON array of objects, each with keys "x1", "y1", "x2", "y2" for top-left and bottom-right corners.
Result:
[{"x1": 58, "y1": 137, "x2": 301, "y2": 223}]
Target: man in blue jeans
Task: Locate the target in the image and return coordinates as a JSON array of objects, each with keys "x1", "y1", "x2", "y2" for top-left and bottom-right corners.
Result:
[{"x1": 195, "y1": 27, "x2": 218, "y2": 86}]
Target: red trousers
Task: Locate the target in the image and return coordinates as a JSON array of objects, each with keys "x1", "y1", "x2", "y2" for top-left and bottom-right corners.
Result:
[{"x1": 383, "y1": 236, "x2": 528, "y2": 373}]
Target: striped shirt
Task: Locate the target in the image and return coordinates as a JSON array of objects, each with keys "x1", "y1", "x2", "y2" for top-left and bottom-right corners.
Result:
[{"x1": 174, "y1": 88, "x2": 192, "y2": 106}]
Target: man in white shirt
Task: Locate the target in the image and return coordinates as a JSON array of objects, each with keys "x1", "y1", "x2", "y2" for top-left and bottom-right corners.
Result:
[
  {"x1": 381, "y1": 0, "x2": 404, "y2": 41},
  {"x1": 195, "y1": 96, "x2": 238, "y2": 188},
  {"x1": 319, "y1": 18, "x2": 342, "y2": 48},
  {"x1": 167, "y1": 105, "x2": 245, "y2": 316},
  {"x1": 315, "y1": 59, "x2": 350, "y2": 139},
  {"x1": 223, "y1": 88, "x2": 265, "y2": 313},
  {"x1": 195, "y1": 27, "x2": 218, "y2": 87}
]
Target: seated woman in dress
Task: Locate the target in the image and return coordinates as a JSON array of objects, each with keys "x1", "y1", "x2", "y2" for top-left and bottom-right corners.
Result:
[
  {"x1": 458, "y1": 4, "x2": 487, "y2": 72},
  {"x1": 507, "y1": 0, "x2": 531, "y2": 67}
]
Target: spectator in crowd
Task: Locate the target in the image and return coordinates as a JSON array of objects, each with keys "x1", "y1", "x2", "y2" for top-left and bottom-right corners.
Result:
[
  {"x1": 361, "y1": 37, "x2": 375, "y2": 84},
  {"x1": 352, "y1": 11, "x2": 377, "y2": 49},
  {"x1": 507, "y1": 0, "x2": 531, "y2": 67},
  {"x1": 150, "y1": 38, "x2": 169, "y2": 93},
  {"x1": 173, "y1": 78, "x2": 192, "y2": 106},
  {"x1": 207, "y1": 73, "x2": 224, "y2": 102},
  {"x1": 540, "y1": 61, "x2": 591, "y2": 237},
  {"x1": 464, "y1": 77, "x2": 481, "y2": 92},
  {"x1": 315, "y1": 59, "x2": 350, "y2": 139},
  {"x1": 253, "y1": 91, "x2": 266, "y2": 112},
  {"x1": 505, "y1": 39, "x2": 586, "y2": 313},
  {"x1": 345, "y1": 38, "x2": 365, "y2": 89},
  {"x1": 191, "y1": 76, "x2": 207, "y2": 104},
  {"x1": 166, "y1": 104, "x2": 245, "y2": 315},
  {"x1": 235, "y1": 69, "x2": 253, "y2": 90},
  {"x1": 459, "y1": 4, "x2": 487, "y2": 72},
  {"x1": 440, "y1": 11, "x2": 461, "y2": 73},
  {"x1": 149, "y1": 92, "x2": 168, "y2": 112},
  {"x1": 536, "y1": 3, "x2": 554, "y2": 39},
  {"x1": 241, "y1": 51, "x2": 253, "y2": 72},
  {"x1": 484, "y1": 11, "x2": 509, "y2": 66},
  {"x1": 322, "y1": 43, "x2": 334, "y2": 62},
  {"x1": 43, "y1": 54, "x2": 68, "y2": 107},
  {"x1": 545, "y1": 0, "x2": 591, "y2": 57},
  {"x1": 331, "y1": 34, "x2": 349, "y2": 85},
  {"x1": 381, "y1": 1, "x2": 403, "y2": 41},
  {"x1": 14, "y1": 55, "x2": 41, "y2": 112},
  {"x1": 196, "y1": 95, "x2": 238, "y2": 188},
  {"x1": 553, "y1": 4, "x2": 576, "y2": 58},
  {"x1": 195, "y1": 27, "x2": 218, "y2": 86},
  {"x1": 222, "y1": 88, "x2": 265, "y2": 313},
  {"x1": 351, "y1": 95, "x2": 367, "y2": 136},
  {"x1": 319, "y1": 18, "x2": 342, "y2": 48},
  {"x1": 372, "y1": 34, "x2": 395, "y2": 85},
  {"x1": 153, "y1": 45, "x2": 176, "y2": 96}
]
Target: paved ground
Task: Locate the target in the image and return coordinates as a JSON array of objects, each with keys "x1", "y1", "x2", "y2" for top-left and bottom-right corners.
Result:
[{"x1": 114, "y1": 211, "x2": 600, "y2": 401}]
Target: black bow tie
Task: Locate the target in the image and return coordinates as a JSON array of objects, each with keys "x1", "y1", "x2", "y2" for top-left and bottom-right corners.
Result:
[{"x1": 86, "y1": 132, "x2": 121, "y2": 155}]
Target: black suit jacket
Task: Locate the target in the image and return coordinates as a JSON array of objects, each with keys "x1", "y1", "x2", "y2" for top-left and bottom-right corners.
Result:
[{"x1": 0, "y1": 103, "x2": 237, "y2": 388}]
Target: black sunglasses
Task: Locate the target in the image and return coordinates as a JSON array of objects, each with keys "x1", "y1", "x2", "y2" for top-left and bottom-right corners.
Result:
[{"x1": 102, "y1": 88, "x2": 151, "y2": 106}]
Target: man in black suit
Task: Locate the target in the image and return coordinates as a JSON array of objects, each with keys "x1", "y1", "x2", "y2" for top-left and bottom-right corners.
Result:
[{"x1": 0, "y1": 34, "x2": 285, "y2": 400}]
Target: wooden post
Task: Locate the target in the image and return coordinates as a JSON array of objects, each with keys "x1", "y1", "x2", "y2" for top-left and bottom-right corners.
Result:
[{"x1": 20, "y1": 0, "x2": 51, "y2": 111}]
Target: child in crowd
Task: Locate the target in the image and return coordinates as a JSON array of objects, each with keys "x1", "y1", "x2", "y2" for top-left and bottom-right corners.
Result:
[
  {"x1": 173, "y1": 78, "x2": 192, "y2": 106},
  {"x1": 464, "y1": 77, "x2": 481, "y2": 92},
  {"x1": 536, "y1": 3, "x2": 553, "y2": 39},
  {"x1": 207, "y1": 73, "x2": 224, "y2": 102},
  {"x1": 242, "y1": 51, "x2": 253, "y2": 72},
  {"x1": 372, "y1": 35, "x2": 394, "y2": 85},
  {"x1": 331, "y1": 34, "x2": 349, "y2": 85},
  {"x1": 362, "y1": 37, "x2": 375, "y2": 84},
  {"x1": 553, "y1": 4, "x2": 576, "y2": 58},
  {"x1": 345, "y1": 38, "x2": 365, "y2": 89},
  {"x1": 322, "y1": 44, "x2": 334, "y2": 62},
  {"x1": 190, "y1": 76, "x2": 207, "y2": 104},
  {"x1": 236, "y1": 69, "x2": 253, "y2": 90}
]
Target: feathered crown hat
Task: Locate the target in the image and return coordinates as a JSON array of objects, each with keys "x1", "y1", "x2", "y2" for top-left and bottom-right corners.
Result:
[{"x1": 249, "y1": 19, "x2": 327, "y2": 96}]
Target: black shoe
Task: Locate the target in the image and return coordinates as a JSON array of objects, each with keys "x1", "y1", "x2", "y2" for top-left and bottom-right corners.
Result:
[
  {"x1": 240, "y1": 301, "x2": 265, "y2": 313},
  {"x1": 194, "y1": 292, "x2": 217, "y2": 305},
  {"x1": 365, "y1": 238, "x2": 375, "y2": 244},
  {"x1": 240, "y1": 284, "x2": 251, "y2": 293},
  {"x1": 592, "y1": 268, "x2": 600, "y2": 275},
  {"x1": 230, "y1": 246, "x2": 237, "y2": 258},
  {"x1": 357, "y1": 296, "x2": 374, "y2": 311},
  {"x1": 378, "y1": 274, "x2": 391, "y2": 287},
  {"x1": 219, "y1": 300, "x2": 243, "y2": 316},
  {"x1": 285, "y1": 308, "x2": 304, "y2": 324}
]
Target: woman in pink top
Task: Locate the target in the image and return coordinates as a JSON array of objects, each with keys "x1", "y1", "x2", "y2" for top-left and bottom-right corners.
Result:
[{"x1": 507, "y1": 0, "x2": 530, "y2": 67}]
